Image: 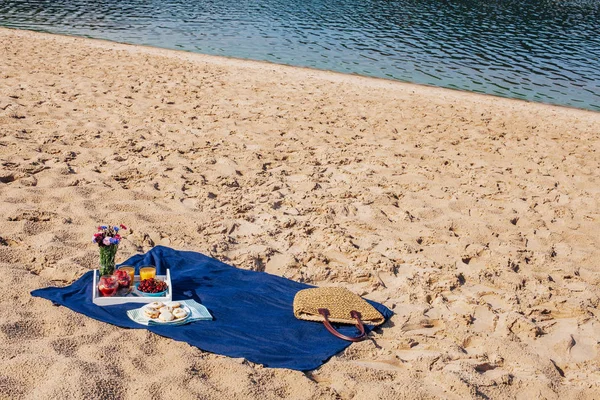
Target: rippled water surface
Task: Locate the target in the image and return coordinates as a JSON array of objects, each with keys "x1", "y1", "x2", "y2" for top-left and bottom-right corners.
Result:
[{"x1": 1, "y1": 0, "x2": 599, "y2": 110}]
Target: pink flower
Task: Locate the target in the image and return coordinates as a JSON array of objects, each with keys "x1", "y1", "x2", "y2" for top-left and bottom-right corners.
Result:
[{"x1": 93, "y1": 224, "x2": 127, "y2": 247}]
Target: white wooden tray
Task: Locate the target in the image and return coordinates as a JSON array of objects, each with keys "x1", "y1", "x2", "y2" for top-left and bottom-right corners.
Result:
[{"x1": 92, "y1": 269, "x2": 172, "y2": 306}]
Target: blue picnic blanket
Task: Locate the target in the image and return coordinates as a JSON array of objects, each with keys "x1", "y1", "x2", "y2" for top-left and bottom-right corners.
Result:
[{"x1": 31, "y1": 246, "x2": 393, "y2": 371}]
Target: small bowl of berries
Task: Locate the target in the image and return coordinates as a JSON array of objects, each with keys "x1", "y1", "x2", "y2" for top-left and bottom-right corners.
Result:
[{"x1": 135, "y1": 278, "x2": 169, "y2": 297}]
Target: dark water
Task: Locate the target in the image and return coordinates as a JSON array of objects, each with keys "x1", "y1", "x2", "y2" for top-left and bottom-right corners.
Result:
[{"x1": 1, "y1": 0, "x2": 599, "y2": 111}]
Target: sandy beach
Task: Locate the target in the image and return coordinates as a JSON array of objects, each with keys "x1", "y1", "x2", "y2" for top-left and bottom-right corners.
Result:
[{"x1": 1, "y1": 27, "x2": 600, "y2": 399}]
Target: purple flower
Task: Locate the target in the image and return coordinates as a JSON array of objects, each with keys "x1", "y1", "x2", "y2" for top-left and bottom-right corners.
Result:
[{"x1": 92, "y1": 223, "x2": 127, "y2": 247}]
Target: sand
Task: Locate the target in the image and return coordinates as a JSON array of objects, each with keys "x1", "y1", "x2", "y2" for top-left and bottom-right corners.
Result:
[{"x1": 1, "y1": 27, "x2": 599, "y2": 399}]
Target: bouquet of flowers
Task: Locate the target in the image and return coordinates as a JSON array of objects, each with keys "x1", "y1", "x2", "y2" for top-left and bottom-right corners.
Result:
[{"x1": 93, "y1": 224, "x2": 127, "y2": 276}]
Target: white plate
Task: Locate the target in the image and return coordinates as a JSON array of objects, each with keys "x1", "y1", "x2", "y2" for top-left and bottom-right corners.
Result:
[{"x1": 141, "y1": 302, "x2": 191, "y2": 324}]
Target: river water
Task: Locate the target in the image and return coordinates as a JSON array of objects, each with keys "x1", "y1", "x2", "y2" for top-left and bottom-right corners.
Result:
[{"x1": 1, "y1": 0, "x2": 599, "y2": 110}]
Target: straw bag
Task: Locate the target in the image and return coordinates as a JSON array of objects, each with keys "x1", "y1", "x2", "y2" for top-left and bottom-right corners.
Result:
[{"x1": 293, "y1": 287, "x2": 385, "y2": 342}]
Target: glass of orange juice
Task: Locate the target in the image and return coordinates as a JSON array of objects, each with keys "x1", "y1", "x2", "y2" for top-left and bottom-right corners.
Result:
[
  {"x1": 117, "y1": 266, "x2": 135, "y2": 287},
  {"x1": 139, "y1": 266, "x2": 156, "y2": 280}
]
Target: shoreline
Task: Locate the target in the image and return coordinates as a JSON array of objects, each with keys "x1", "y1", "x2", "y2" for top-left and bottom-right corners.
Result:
[
  {"x1": 2, "y1": 26, "x2": 598, "y2": 116},
  {"x1": 1, "y1": 27, "x2": 600, "y2": 399}
]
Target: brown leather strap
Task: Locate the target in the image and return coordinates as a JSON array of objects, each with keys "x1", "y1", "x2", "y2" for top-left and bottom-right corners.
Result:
[{"x1": 318, "y1": 308, "x2": 367, "y2": 342}]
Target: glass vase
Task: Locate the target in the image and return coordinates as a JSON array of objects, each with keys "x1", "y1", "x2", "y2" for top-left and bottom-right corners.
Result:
[{"x1": 99, "y1": 245, "x2": 118, "y2": 276}]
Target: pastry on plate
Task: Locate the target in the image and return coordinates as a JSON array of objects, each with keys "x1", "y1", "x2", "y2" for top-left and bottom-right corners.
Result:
[
  {"x1": 144, "y1": 308, "x2": 160, "y2": 319},
  {"x1": 173, "y1": 308, "x2": 188, "y2": 319},
  {"x1": 159, "y1": 311, "x2": 175, "y2": 322},
  {"x1": 149, "y1": 301, "x2": 164, "y2": 309}
]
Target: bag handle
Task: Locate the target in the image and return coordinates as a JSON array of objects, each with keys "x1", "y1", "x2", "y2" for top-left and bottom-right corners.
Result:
[{"x1": 318, "y1": 308, "x2": 367, "y2": 342}]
